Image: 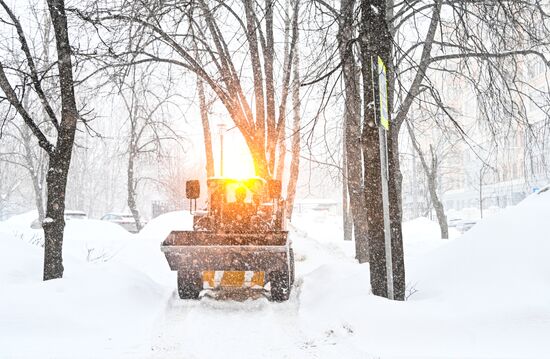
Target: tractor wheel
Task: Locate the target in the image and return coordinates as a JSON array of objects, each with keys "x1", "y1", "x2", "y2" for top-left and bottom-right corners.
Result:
[
  {"x1": 177, "y1": 271, "x2": 202, "y2": 300},
  {"x1": 289, "y1": 248, "x2": 295, "y2": 286},
  {"x1": 269, "y1": 268, "x2": 291, "y2": 302}
]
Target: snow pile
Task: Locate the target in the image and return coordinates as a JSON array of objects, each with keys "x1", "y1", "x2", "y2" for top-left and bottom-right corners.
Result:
[
  {"x1": 0, "y1": 211, "x2": 134, "y2": 263},
  {"x1": 62, "y1": 219, "x2": 133, "y2": 263},
  {"x1": 412, "y1": 190, "x2": 550, "y2": 305},
  {"x1": 291, "y1": 213, "x2": 354, "y2": 267},
  {"x1": 0, "y1": 212, "x2": 191, "y2": 357},
  {"x1": 137, "y1": 210, "x2": 193, "y2": 241},
  {"x1": 402, "y1": 216, "x2": 459, "y2": 257},
  {"x1": 0, "y1": 211, "x2": 43, "y2": 246},
  {"x1": 0, "y1": 231, "x2": 171, "y2": 359},
  {"x1": 297, "y1": 191, "x2": 550, "y2": 358},
  {"x1": 1, "y1": 210, "x2": 38, "y2": 227},
  {"x1": 2, "y1": 195, "x2": 550, "y2": 359},
  {"x1": 113, "y1": 211, "x2": 193, "y2": 287},
  {"x1": 402, "y1": 216, "x2": 442, "y2": 241}
]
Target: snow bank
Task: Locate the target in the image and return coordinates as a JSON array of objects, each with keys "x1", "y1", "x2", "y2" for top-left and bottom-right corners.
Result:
[
  {"x1": 412, "y1": 190, "x2": 550, "y2": 306},
  {"x1": 2, "y1": 195, "x2": 550, "y2": 359},
  {"x1": 0, "y1": 228, "x2": 171, "y2": 358},
  {"x1": 0, "y1": 212, "x2": 134, "y2": 262},
  {"x1": 0, "y1": 211, "x2": 43, "y2": 247},
  {"x1": 402, "y1": 216, "x2": 460, "y2": 257},
  {"x1": 0, "y1": 212, "x2": 177, "y2": 358},
  {"x1": 111, "y1": 211, "x2": 193, "y2": 286},
  {"x1": 403, "y1": 216, "x2": 441, "y2": 241},
  {"x1": 297, "y1": 191, "x2": 550, "y2": 358},
  {"x1": 137, "y1": 210, "x2": 193, "y2": 241},
  {"x1": 62, "y1": 219, "x2": 133, "y2": 263},
  {"x1": 2, "y1": 210, "x2": 38, "y2": 227}
]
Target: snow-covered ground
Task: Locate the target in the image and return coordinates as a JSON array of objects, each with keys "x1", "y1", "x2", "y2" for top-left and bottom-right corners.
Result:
[{"x1": 1, "y1": 192, "x2": 550, "y2": 358}]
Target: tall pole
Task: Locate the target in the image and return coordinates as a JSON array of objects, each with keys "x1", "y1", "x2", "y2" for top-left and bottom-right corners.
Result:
[
  {"x1": 375, "y1": 55, "x2": 394, "y2": 300},
  {"x1": 379, "y1": 128, "x2": 394, "y2": 300}
]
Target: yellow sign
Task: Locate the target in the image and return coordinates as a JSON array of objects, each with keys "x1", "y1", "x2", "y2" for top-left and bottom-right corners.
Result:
[{"x1": 378, "y1": 56, "x2": 389, "y2": 130}]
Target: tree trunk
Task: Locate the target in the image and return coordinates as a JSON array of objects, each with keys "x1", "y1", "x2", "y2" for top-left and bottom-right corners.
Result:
[
  {"x1": 275, "y1": 126, "x2": 286, "y2": 181},
  {"x1": 479, "y1": 165, "x2": 485, "y2": 218},
  {"x1": 406, "y1": 123, "x2": 448, "y2": 239},
  {"x1": 429, "y1": 146, "x2": 448, "y2": 239},
  {"x1": 339, "y1": 0, "x2": 369, "y2": 260},
  {"x1": 342, "y1": 133, "x2": 353, "y2": 241},
  {"x1": 348, "y1": 145, "x2": 369, "y2": 261},
  {"x1": 361, "y1": 91, "x2": 387, "y2": 297},
  {"x1": 127, "y1": 146, "x2": 143, "y2": 232},
  {"x1": 362, "y1": 123, "x2": 387, "y2": 296},
  {"x1": 430, "y1": 173, "x2": 448, "y2": 238},
  {"x1": 249, "y1": 141, "x2": 271, "y2": 179},
  {"x1": 198, "y1": 77, "x2": 215, "y2": 178},
  {"x1": 387, "y1": 124, "x2": 406, "y2": 299},
  {"x1": 43, "y1": 152, "x2": 69, "y2": 280},
  {"x1": 361, "y1": 0, "x2": 405, "y2": 298},
  {"x1": 386, "y1": 0, "x2": 407, "y2": 301},
  {"x1": 42, "y1": 0, "x2": 79, "y2": 280},
  {"x1": 125, "y1": 66, "x2": 143, "y2": 232},
  {"x1": 285, "y1": 29, "x2": 301, "y2": 220},
  {"x1": 264, "y1": 0, "x2": 277, "y2": 175}
]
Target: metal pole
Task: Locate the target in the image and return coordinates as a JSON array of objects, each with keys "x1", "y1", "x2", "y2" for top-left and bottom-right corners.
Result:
[
  {"x1": 379, "y1": 128, "x2": 394, "y2": 300},
  {"x1": 373, "y1": 55, "x2": 394, "y2": 300}
]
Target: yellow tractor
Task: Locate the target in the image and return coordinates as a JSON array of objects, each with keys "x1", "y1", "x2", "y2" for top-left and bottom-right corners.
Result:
[{"x1": 161, "y1": 177, "x2": 294, "y2": 301}]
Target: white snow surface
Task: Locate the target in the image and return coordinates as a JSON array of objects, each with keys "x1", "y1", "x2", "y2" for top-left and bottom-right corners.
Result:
[{"x1": 1, "y1": 192, "x2": 550, "y2": 358}]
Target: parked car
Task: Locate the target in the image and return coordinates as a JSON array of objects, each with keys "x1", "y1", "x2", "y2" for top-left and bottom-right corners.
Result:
[
  {"x1": 447, "y1": 218, "x2": 463, "y2": 228},
  {"x1": 457, "y1": 219, "x2": 477, "y2": 233},
  {"x1": 30, "y1": 210, "x2": 88, "y2": 229},
  {"x1": 100, "y1": 213, "x2": 143, "y2": 233},
  {"x1": 64, "y1": 210, "x2": 88, "y2": 220}
]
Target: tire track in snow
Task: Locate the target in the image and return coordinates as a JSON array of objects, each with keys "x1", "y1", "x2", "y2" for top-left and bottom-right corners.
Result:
[{"x1": 147, "y1": 284, "x2": 312, "y2": 359}]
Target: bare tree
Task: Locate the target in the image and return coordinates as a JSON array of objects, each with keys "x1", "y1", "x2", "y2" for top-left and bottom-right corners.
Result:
[
  {"x1": 83, "y1": 0, "x2": 301, "y2": 181},
  {"x1": 330, "y1": 0, "x2": 550, "y2": 299},
  {"x1": 0, "y1": 0, "x2": 80, "y2": 280},
  {"x1": 406, "y1": 120, "x2": 448, "y2": 238},
  {"x1": 0, "y1": 119, "x2": 48, "y2": 221},
  {"x1": 112, "y1": 61, "x2": 183, "y2": 231},
  {"x1": 156, "y1": 148, "x2": 199, "y2": 211},
  {"x1": 0, "y1": 157, "x2": 24, "y2": 219}
]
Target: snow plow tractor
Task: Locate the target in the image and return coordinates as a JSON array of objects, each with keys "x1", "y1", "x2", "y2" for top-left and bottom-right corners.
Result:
[{"x1": 161, "y1": 177, "x2": 294, "y2": 302}]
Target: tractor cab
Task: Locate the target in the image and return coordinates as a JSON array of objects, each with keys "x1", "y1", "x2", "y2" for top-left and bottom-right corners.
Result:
[{"x1": 186, "y1": 177, "x2": 285, "y2": 233}]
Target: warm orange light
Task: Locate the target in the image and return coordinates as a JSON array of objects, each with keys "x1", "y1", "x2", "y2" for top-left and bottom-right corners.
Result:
[{"x1": 222, "y1": 145, "x2": 256, "y2": 179}]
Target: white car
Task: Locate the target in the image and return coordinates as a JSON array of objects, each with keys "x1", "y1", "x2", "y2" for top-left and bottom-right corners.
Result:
[
  {"x1": 100, "y1": 213, "x2": 143, "y2": 233},
  {"x1": 457, "y1": 219, "x2": 477, "y2": 233},
  {"x1": 30, "y1": 210, "x2": 88, "y2": 229},
  {"x1": 447, "y1": 218, "x2": 463, "y2": 228},
  {"x1": 64, "y1": 210, "x2": 88, "y2": 220}
]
